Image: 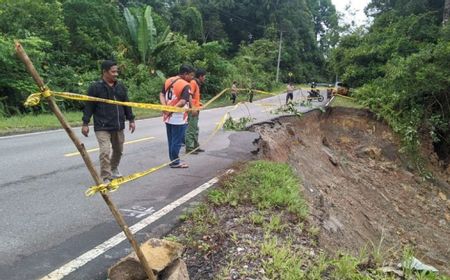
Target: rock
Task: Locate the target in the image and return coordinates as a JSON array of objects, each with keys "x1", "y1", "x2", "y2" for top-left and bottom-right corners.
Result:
[
  {"x1": 286, "y1": 125, "x2": 295, "y2": 136},
  {"x1": 378, "y1": 266, "x2": 404, "y2": 277},
  {"x1": 322, "y1": 147, "x2": 339, "y2": 166},
  {"x1": 322, "y1": 136, "x2": 330, "y2": 147},
  {"x1": 323, "y1": 216, "x2": 343, "y2": 233},
  {"x1": 357, "y1": 146, "x2": 382, "y2": 160},
  {"x1": 108, "y1": 257, "x2": 147, "y2": 280},
  {"x1": 160, "y1": 259, "x2": 190, "y2": 280},
  {"x1": 438, "y1": 192, "x2": 447, "y2": 201},
  {"x1": 108, "y1": 239, "x2": 184, "y2": 280}
]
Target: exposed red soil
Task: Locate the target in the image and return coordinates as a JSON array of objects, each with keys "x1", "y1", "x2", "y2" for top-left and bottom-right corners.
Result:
[{"x1": 251, "y1": 107, "x2": 450, "y2": 274}]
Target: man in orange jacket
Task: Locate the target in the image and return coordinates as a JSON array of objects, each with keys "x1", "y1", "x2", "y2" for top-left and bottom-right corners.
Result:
[
  {"x1": 186, "y1": 69, "x2": 206, "y2": 154},
  {"x1": 159, "y1": 65, "x2": 195, "y2": 168}
]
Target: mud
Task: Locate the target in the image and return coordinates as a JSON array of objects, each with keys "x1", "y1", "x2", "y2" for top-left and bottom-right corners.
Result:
[{"x1": 251, "y1": 107, "x2": 450, "y2": 273}]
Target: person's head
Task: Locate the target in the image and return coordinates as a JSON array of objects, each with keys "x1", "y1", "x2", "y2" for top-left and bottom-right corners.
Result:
[
  {"x1": 289, "y1": 82, "x2": 293, "y2": 86},
  {"x1": 195, "y1": 68, "x2": 206, "y2": 83},
  {"x1": 233, "y1": 81, "x2": 237, "y2": 85},
  {"x1": 179, "y1": 64, "x2": 195, "y2": 82},
  {"x1": 101, "y1": 60, "x2": 118, "y2": 83}
]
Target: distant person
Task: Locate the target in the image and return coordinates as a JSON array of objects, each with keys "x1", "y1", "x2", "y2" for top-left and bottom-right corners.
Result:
[
  {"x1": 160, "y1": 64, "x2": 195, "y2": 168},
  {"x1": 185, "y1": 69, "x2": 206, "y2": 154},
  {"x1": 248, "y1": 82, "x2": 254, "y2": 103},
  {"x1": 231, "y1": 81, "x2": 238, "y2": 104},
  {"x1": 82, "y1": 60, "x2": 136, "y2": 183},
  {"x1": 286, "y1": 82, "x2": 294, "y2": 104}
]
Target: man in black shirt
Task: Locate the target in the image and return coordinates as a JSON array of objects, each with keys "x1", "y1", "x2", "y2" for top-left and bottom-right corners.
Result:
[{"x1": 82, "y1": 60, "x2": 136, "y2": 182}]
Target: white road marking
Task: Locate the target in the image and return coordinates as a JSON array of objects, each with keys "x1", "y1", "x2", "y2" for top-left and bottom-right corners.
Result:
[
  {"x1": 64, "y1": 137, "x2": 155, "y2": 157},
  {"x1": 120, "y1": 206, "x2": 155, "y2": 218},
  {"x1": 39, "y1": 170, "x2": 232, "y2": 280}
]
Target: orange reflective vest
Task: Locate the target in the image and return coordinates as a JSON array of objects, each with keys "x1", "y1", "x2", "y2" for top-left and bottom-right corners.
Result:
[
  {"x1": 163, "y1": 76, "x2": 190, "y2": 124},
  {"x1": 190, "y1": 79, "x2": 201, "y2": 108}
]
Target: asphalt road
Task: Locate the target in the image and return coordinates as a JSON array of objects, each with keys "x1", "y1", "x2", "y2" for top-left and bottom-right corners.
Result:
[{"x1": 0, "y1": 89, "x2": 326, "y2": 280}]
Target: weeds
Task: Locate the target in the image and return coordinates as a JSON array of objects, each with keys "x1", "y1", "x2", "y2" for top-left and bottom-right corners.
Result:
[
  {"x1": 221, "y1": 161, "x2": 308, "y2": 219},
  {"x1": 223, "y1": 115, "x2": 254, "y2": 131},
  {"x1": 271, "y1": 100, "x2": 304, "y2": 117}
]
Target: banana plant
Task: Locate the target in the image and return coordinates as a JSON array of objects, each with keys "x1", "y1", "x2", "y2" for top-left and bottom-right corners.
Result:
[{"x1": 124, "y1": 5, "x2": 174, "y2": 65}]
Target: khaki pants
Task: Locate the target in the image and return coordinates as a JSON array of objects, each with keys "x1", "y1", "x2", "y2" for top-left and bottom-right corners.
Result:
[
  {"x1": 95, "y1": 130, "x2": 124, "y2": 180},
  {"x1": 185, "y1": 112, "x2": 199, "y2": 151}
]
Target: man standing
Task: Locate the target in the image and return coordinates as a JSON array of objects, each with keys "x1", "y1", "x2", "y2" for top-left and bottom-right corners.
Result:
[
  {"x1": 186, "y1": 69, "x2": 206, "y2": 154},
  {"x1": 82, "y1": 60, "x2": 136, "y2": 183},
  {"x1": 248, "y1": 82, "x2": 254, "y2": 103},
  {"x1": 286, "y1": 82, "x2": 294, "y2": 104},
  {"x1": 231, "y1": 81, "x2": 238, "y2": 104},
  {"x1": 160, "y1": 65, "x2": 195, "y2": 168}
]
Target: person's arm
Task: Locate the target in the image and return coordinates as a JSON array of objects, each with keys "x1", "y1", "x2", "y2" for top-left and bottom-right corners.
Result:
[
  {"x1": 175, "y1": 85, "x2": 190, "y2": 107},
  {"x1": 159, "y1": 84, "x2": 167, "y2": 105},
  {"x1": 81, "y1": 84, "x2": 97, "y2": 137},
  {"x1": 122, "y1": 86, "x2": 135, "y2": 121},
  {"x1": 122, "y1": 86, "x2": 136, "y2": 133}
]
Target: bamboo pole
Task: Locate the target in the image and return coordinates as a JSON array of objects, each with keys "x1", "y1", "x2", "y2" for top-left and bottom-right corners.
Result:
[{"x1": 15, "y1": 42, "x2": 156, "y2": 280}]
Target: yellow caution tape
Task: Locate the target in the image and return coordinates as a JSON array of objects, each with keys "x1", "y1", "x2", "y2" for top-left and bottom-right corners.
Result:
[
  {"x1": 334, "y1": 94, "x2": 355, "y2": 100},
  {"x1": 236, "y1": 88, "x2": 276, "y2": 95},
  {"x1": 201, "y1": 88, "x2": 229, "y2": 109},
  {"x1": 24, "y1": 89, "x2": 51, "y2": 107},
  {"x1": 25, "y1": 90, "x2": 189, "y2": 113},
  {"x1": 85, "y1": 102, "x2": 241, "y2": 197},
  {"x1": 85, "y1": 162, "x2": 170, "y2": 197},
  {"x1": 23, "y1": 86, "x2": 285, "y2": 196}
]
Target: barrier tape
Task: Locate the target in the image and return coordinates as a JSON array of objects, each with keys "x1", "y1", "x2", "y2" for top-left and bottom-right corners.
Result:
[
  {"x1": 25, "y1": 90, "x2": 190, "y2": 113},
  {"x1": 25, "y1": 84, "x2": 338, "y2": 196},
  {"x1": 334, "y1": 93, "x2": 355, "y2": 100},
  {"x1": 235, "y1": 88, "x2": 276, "y2": 95},
  {"x1": 24, "y1": 87, "x2": 272, "y2": 112},
  {"x1": 85, "y1": 103, "x2": 240, "y2": 197}
]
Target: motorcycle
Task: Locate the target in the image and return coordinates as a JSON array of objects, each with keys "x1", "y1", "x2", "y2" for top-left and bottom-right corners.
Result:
[{"x1": 307, "y1": 88, "x2": 324, "y2": 102}]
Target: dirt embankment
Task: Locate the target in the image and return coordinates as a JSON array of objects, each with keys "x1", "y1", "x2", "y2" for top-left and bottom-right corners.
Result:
[{"x1": 251, "y1": 107, "x2": 450, "y2": 273}]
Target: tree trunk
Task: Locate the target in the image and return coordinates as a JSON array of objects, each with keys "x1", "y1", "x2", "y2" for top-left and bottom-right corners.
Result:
[{"x1": 444, "y1": 0, "x2": 450, "y2": 25}]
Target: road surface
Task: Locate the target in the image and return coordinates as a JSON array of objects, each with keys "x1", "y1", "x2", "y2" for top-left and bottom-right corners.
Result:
[{"x1": 0, "y1": 89, "x2": 325, "y2": 279}]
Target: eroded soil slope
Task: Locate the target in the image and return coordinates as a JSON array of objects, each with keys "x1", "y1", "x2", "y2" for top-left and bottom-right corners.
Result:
[{"x1": 252, "y1": 107, "x2": 450, "y2": 273}]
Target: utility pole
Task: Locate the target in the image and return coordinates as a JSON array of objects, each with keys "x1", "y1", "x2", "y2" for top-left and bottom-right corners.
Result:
[{"x1": 276, "y1": 31, "x2": 283, "y2": 83}]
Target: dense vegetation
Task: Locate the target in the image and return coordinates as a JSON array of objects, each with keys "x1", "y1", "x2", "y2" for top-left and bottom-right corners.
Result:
[
  {"x1": 2, "y1": 0, "x2": 449, "y2": 164},
  {"x1": 330, "y1": 0, "x2": 450, "y2": 164},
  {"x1": 0, "y1": 0, "x2": 338, "y2": 117}
]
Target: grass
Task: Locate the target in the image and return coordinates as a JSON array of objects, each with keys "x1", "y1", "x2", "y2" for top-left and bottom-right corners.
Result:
[
  {"x1": 215, "y1": 160, "x2": 308, "y2": 219},
  {"x1": 173, "y1": 160, "x2": 450, "y2": 280},
  {"x1": 330, "y1": 95, "x2": 366, "y2": 109},
  {"x1": 0, "y1": 107, "x2": 160, "y2": 136}
]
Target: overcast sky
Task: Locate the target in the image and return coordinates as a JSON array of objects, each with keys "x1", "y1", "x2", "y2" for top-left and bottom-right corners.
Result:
[{"x1": 331, "y1": 0, "x2": 371, "y2": 26}]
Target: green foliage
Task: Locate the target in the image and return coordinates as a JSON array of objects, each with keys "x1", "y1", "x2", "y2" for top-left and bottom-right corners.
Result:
[
  {"x1": 331, "y1": 1, "x2": 450, "y2": 164},
  {"x1": 0, "y1": 35, "x2": 51, "y2": 116},
  {"x1": 0, "y1": 0, "x2": 338, "y2": 122},
  {"x1": 62, "y1": 0, "x2": 125, "y2": 65},
  {"x1": 261, "y1": 236, "x2": 305, "y2": 279},
  {"x1": 124, "y1": 5, "x2": 174, "y2": 65},
  {"x1": 223, "y1": 116, "x2": 253, "y2": 131},
  {"x1": 222, "y1": 161, "x2": 308, "y2": 219}
]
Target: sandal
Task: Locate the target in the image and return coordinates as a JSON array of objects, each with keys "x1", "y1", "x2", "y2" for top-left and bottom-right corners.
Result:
[{"x1": 170, "y1": 162, "x2": 189, "y2": 168}]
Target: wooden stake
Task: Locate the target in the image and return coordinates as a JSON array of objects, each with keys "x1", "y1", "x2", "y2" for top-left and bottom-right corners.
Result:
[{"x1": 15, "y1": 42, "x2": 156, "y2": 280}]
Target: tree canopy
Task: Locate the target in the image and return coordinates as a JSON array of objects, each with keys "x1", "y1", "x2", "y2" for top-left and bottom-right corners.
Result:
[
  {"x1": 0, "y1": 0, "x2": 340, "y2": 116},
  {"x1": 331, "y1": 0, "x2": 450, "y2": 163}
]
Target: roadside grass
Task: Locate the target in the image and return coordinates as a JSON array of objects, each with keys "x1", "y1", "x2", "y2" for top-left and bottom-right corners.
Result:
[
  {"x1": 331, "y1": 95, "x2": 366, "y2": 109},
  {"x1": 171, "y1": 160, "x2": 449, "y2": 280},
  {"x1": 0, "y1": 107, "x2": 160, "y2": 136}
]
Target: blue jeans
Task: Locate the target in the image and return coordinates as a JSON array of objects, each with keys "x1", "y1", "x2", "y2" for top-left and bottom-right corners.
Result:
[{"x1": 166, "y1": 123, "x2": 187, "y2": 165}]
